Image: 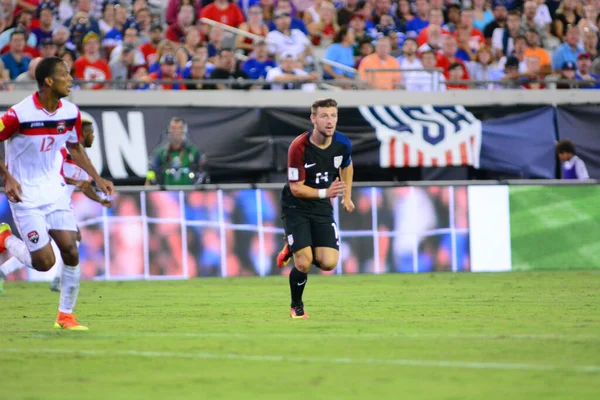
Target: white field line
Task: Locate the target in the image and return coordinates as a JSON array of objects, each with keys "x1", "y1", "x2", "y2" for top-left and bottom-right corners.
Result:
[
  {"x1": 15, "y1": 331, "x2": 600, "y2": 341},
  {"x1": 3, "y1": 348, "x2": 599, "y2": 373}
]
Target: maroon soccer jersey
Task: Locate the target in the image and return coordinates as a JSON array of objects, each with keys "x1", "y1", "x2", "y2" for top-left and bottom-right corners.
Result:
[{"x1": 281, "y1": 130, "x2": 352, "y2": 216}]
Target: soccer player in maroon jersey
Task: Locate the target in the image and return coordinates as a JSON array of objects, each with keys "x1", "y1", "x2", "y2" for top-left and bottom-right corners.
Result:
[{"x1": 276, "y1": 98, "x2": 355, "y2": 319}]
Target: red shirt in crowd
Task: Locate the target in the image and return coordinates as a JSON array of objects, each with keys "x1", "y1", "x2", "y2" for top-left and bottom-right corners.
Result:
[
  {"x1": 139, "y1": 42, "x2": 159, "y2": 66},
  {"x1": 74, "y1": 56, "x2": 112, "y2": 90},
  {"x1": 436, "y1": 55, "x2": 470, "y2": 80},
  {"x1": 1, "y1": 45, "x2": 39, "y2": 58},
  {"x1": 199, "y1": 3, "x2": 245, "y2": 27},
  {"x1": 148, "y1": 71, "x2": 186, "y2": 90},
  {"x1": 165, "y1": 23, "x2": 186, "y2": 43},
  {"x1": 416, "y1": 26, "x2": 451, "y2": 46}
]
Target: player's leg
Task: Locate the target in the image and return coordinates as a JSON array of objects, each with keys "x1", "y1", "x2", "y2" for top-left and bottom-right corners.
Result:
[
  {"x1": 50, "y1": 229, "x2": 81, "y2": 293},
  {"x1": 48, "y1": 209, "x2": 87, "y2": 331},
  {"x1": 283, "y1": 213, "x2": 313, "y2": 319},
  {"x1": 312, "y1": 217, "x2": 341, "y2": 271},
  {"x1": 0, "y1": 257, "x2": 29, "y2": 293}
]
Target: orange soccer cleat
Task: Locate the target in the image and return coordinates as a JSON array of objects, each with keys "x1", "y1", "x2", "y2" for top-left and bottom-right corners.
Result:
[
  {"x1": 54, "y1": 312, "x2": 89, "y2": 331},
  {"x1": 0, "y1": 223, "x2": 13, "y2": 255},
  {"x1": 290, "y1": 305, "x2": 309, "y2": 319},
  {"x1": 277, "y1": 242, "x2": 292, "y2": 268}
]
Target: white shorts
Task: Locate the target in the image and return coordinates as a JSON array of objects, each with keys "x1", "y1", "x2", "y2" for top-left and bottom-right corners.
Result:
[{"x1": 10, "y1": 195, "x2": 77, "y2": 252}]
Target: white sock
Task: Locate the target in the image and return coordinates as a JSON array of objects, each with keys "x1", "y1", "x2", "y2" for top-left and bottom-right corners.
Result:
[
  {"x1": 0, "y1": 257, "x2": 29, "y2": 276},
  {"x1": 51, "y1": 240, "x2": 63, "y2": 280},
  {"x1": 5, "y1": 236, "x2": 32, "y2": 268},
  {"x1": 59, "y1": 262, "x2": 81, "y2": 314}
]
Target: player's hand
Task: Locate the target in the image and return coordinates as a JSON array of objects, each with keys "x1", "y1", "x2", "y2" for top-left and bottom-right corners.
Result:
[
  {"x1": 100, "y1": 199, "x2": 113, "y2": 208},
  {"x1": 326, "y1": 178, "x2": 346, "y2": 198},
  {"x1": 5, "y1": 175, "x2": 22, "y2": 203},
  {"x1": 96, "y1": 178, "x2": 115, "y2": 196},
  {"x1": 342, "y1": 196, "x2": 355, "y2": 213}
]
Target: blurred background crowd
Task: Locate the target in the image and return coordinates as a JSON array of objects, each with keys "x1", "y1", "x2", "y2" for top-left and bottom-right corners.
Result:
[{"x1": 1, "y1": 0, "x2": 599, "y2": 91}]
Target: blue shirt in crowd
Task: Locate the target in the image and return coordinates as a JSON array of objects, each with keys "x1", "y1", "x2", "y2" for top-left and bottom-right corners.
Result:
[
  {"x1": 552, "y1": 43, "x2": 582, "y2": 70},
  {"x1": 324, "y1": 43, "x2": 355, "y2": 78},
  {"x1": 242, "y1": 58, "x2": 276, "y2": 79},
  {"x1": 405, "y1": 17, "x2": 429, "y2": 36},
  {"x1": 1, "y1": 53, "x2": 31, "y2": 79},
  {"x1": 268, "y1": 18, "x2": 308, "y2": 35}
]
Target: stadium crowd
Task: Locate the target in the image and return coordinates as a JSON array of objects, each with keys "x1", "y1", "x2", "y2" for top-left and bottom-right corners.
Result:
[{"x1": 1, "y1": 0, "x2": 599, "y2": 90}]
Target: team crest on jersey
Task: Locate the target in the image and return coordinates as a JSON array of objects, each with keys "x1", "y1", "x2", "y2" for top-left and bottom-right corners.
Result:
[
  {"x1": 333, "y1": 156, "x2": 343, "y2": 169},
  {"x1": 57, "y1": 121, "x2": 66, "y2": 133},
  {"x1": 27, "y1": 231, "x2": 39, "y2": 244}
]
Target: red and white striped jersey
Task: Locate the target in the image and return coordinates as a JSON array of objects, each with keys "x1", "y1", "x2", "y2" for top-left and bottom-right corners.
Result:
[
  {"x1": 58, "y1": 147, "x2": 90, "y2": 199},
  {"x1": 0, "y1": 92, "x2": 82, "y2": 208}
]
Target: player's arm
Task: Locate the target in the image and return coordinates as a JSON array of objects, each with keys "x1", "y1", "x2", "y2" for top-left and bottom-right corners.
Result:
[
  {"x1": 0, "y1": 108, "x2": 23, "y2": 202},
  {"x1": 339, "y1": 138, "x2": 355, "y2": 212},
  {"x1": 67, "y1": 141, "x2": 114, "y2": 196},
  {"x1": 65, "y1": 177, "x2": 112, "y2": 207}
]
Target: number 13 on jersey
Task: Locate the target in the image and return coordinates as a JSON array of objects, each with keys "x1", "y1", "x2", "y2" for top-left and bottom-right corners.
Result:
[{"x1": 40, "y1": 137, "x2": 55, "y2": 152}]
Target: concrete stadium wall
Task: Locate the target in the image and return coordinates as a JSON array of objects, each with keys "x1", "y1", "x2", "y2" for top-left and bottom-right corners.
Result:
[{"x1": 1, "y1": 89, "x2": 599, "y2": 107}]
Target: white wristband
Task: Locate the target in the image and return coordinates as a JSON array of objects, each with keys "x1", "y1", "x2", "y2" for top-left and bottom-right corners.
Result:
[{"x1": 318, "y1": 189, "x2": 327, "y2": 199}]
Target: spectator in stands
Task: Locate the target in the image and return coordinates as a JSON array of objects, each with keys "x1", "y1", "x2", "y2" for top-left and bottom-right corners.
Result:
[
  {"x1": 269, "y1": 0, "x2": 307, "y2": 34},
  {"x1": 456, "y1": 26, "x2": 476, "y2": 60},
  {"x1": 405, "y1": 49, "x2": 445, "y2": 91},
  {"x1": 166, "y1": 0, "x2": 202, "y2": 26},
  {"x1": 303, "y1": 0, "x2": 324, "y2": 28},
  {"x1": 438, "y1": 35, "x2": 470, "y2": 80},
  {"x1": 99, "y1": 0, "x2": 118, "y2": 36},
  {"x1": 552, "y1": 25, "x2": 582, "y2": 71},
  {"x1": 110, "y1": 43, "x2": 138, "y2": 87},
  {"x1": 1, "y1": 30, "x2": 31, "y2": 80},
  {"x1": 498, "y1": 34, "x2": 528, "y2": 73},
  {"x1": 396, "y1": 0, "x2": 414, "y2": 30},
  {"x1": 525, "y1": 29, "x2": 551, "y2": 73},
  {"x1": 467, "y1": 45, "x2": 496, "y2": 88},
  {"x1": 458, "y1": 8, "x2": 486, "y2": 53},
  {"x1": 554, "y1": 0, "x2": 581, "y2": 41},
  {"x1": 575, "y1": 51, "x2": 600, "y2": 88},
  {"x1": 31, "y1": 2, "x2": 55, "y2": 45},
  {"x1": 166, "y1": 4, "x2": 194, "y2": 44},
  {"x1": 520, "y1": 55, "x2": 546, "y2": 88},
  {"x1": 184, "y1": 56, "x2": 210, "y2": 89},
  {"x1": 555, "y1": 140, "x2": 590, "y2": 180},
  {"x1": 0, "y1": 58, "x2": 11, "y2": 90},
  {"x1": 489, "y1": 55, "x2": 522, "y2": 89},
  {"x1": 235, "y1": 4, "x2": 269, "y2": 54},
  {"x1": 65, "y1": 0, "x2": 100, "y2": 35},
  {"x1": 307, "y1": 1, "x2": 338, "y2": 46},
  {"x1": 337, "y1": 0, "x2": 359, "y2": 26},
  {"x1": 148, "y1": 54, "x2": 186, "y2": 90},
  {"x1": 74, "y1": 32, "x2": 112, "y2": 90},
  {"x1": 102, "y1": 4, "x2": 129, "y2": 51},
  {"x1": 53, "y1": 25, "x2": 75, "y2": 56},
  {"x1": 140, "y1": 23, "x2": 163, "y2": 66},
  {"x1": 208, "y1": 48, "x2": 250, "y2": 90},
  {"x1": 323, "y1": 25, "x2": 355, "y2": 80},
  {"x1": 358, "y1": 36, "x2": 401, "y2": 90},
  {"x1": 418, "y1": 23, "x2": 442, "y2": 53},
  {"x1": 134, "y1": 7, "x2": 153, "y2": 42},
  {"x1": 206, "y1": 25, "x2": 224, "y2": 60},
  {"x1": 39, "y1": 37, "x2": 57, "y2": 57},
  {"x1": 555, "y1": 60, "x2": 578, "y2": 88},
  {"x1": 416, "y1": 9, "x2": 449, "y2": 47},
  {"x1": 266, "y1": 9, "x2": 311, "y2": 61},
  {"x1": 0, "y1": 10, "x2": 36, "y2": 51},
  {"x1": 446, "y1": 62, "x2": 469, "y2": 89},
  {"x1": 444, "y1": 4, "x2": 461, "y2": 34},
  {"x1": 0, "y1": 0, "x2": 16, "y2": 34},
  {"x1": 266, "y1": 51, "x2": 318, "y2": 91},
  {"x1": 579, "y1": 4, "x2": 599, "y2": 35},
  {"x1": 535, "y1": 0, "x2": 553, "y2": 36},
  {"x1": 483, "y1": 3, "x2": 507, "y2": 46},
  {"x1": 200, "y1": 0, "x2": 245, "y2": 30},
  {"x1": 355, "y1": 38, "x2": 374, "y2": 67},
  {"x1": 151, "y1": 40, "x2": 176, "y2": 73},
  {"x1": 397, "y1": 37, "x2": 422, "y2": 88},
  {"x1": 176, "y1": 27, "x2": 201, "y2": 70},
  {"x1": 242, "y1": 40, "x2": 276, "y2": 79},
  {"x1": 110, "y1": 25, "x2": 146, "y2": 66},
  {"x1": 14, "y1": 56, "x2": 40, "y2": 91},
  {"x1": 349, "y1": 12, "x2": 372, "y2": 56},
  {"x1": 492, "y1": 9, "x2": 522, "y2": 59},
  {"x1": 375, "y1": 15, "x2": 403, "y2": 57},
  {"x1": 522, "y1": 0, "x2": 547, "y2": 46},
  {"x1": 60, "y1": 49, "x2": 75, "y2": 76},
  {"x1": 130, "y1": 65, "x2": 150, "y2": 90},
  {"x1": 405, "y1": 0, "x2": 429, "y2": 36},
  {"x1": 472, "y1": 0, "x2": 494, "y2": 32}
]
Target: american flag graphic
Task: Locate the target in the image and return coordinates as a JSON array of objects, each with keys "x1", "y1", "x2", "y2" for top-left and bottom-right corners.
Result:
[{"x1": 359, "y1": 105, "x2": 482, "y2": 168}]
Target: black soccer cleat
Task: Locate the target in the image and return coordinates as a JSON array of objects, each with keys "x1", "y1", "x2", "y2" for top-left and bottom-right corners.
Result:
[{"x1": 290, "y1": 304, "x2": 309, "y2": 319}]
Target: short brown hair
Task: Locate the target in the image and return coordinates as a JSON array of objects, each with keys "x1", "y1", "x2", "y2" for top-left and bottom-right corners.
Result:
[
  {"x1": 311, "y1": 98, "x2": 338, "y2": 114},
  {"x1": 555, "y1": 140, "x2": 576, "y2": 155}
]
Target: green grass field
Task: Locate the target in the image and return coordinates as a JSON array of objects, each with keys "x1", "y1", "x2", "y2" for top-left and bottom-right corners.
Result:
[
  {"x1": 1, "y1": 272, "x2": 599, "y2": 400},
  {"x1": 510, "y1": 185, "x2": 600, "y2": 271}
]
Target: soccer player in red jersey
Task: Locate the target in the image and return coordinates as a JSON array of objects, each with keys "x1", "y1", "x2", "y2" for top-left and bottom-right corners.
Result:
[
  {"x1": 0, "y1": 57, "x2": 114, "y2": 330},
  {"x1": 276, "y1": 98, "x2": 355, "y2": 318}
]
